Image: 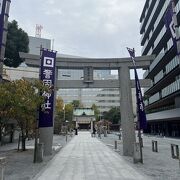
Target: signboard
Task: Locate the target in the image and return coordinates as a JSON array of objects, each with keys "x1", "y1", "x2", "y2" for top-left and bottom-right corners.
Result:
[
  {"x1": 164, "y1": 2, "x2": 177, "y2": 52},
  {"x1": 0, "y1": 0, "x2": 5, "y2": 49},
  {"x1": 127, "y1": 47, "x2": 147, "y2": 129},
  {"x1": 0, "y1": 0, "x2": 3, "y2": 14},
  {"x1": 39, "y1": 49, "x2": 57, "y2": 127}
]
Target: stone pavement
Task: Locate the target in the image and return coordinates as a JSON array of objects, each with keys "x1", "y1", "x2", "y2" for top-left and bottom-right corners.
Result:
[{"x1": 34, "y1": 131, "x2": 150, "y2": 180}]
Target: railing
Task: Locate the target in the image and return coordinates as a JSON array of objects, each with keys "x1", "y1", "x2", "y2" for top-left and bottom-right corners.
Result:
[
  {"x1": 141, "y1": 1, "x2": 170, "y2": 53},
  {"x1": 153, "y1": 26, "x2": 166, "y2": 49},
  {"x1": 166, "y1": 56, "x2": 180, "y2": 74},
  {"x1": 144, "y1": 1, "x2": 159, "y2": 32},
  {"x1": 154, "y1": 70, "x2": 164, "y2": 84},
  {"x1": 162, "y1": 79, "x2": 180, "y2": 98},
  {"x1": 149, "y1": 51, "x2": 165, "y2": 71},
  {"x1": 149, "y1": 92, "x2": 160, "y2": 104}
]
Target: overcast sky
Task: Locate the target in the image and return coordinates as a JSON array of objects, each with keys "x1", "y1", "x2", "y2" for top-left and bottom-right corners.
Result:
[{"x1": 9, "y1": 0, "x2": 145, "y2": 59}]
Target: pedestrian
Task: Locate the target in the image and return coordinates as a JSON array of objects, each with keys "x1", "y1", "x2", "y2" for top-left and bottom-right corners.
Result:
[
  {"x1": 92, "y1": 127, "x2": 96, "y2": 137},
  {"x1": 74, "y1": 127, "x2": 78, "y2": 135}
]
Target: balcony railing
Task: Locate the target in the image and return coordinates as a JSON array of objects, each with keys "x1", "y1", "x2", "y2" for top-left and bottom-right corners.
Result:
[
  {"x1": 166, "y1": 56, "x2": 180, "y2": 74},
  {"x1": 149, "y1": 92, "x2": 160, "y2": 104},
  {"x1": 149, "y1": 50, "x2": 165, "y2": 72},
  {"x1": 162, "y1": 79, "x2": 180, "y2": 98}
]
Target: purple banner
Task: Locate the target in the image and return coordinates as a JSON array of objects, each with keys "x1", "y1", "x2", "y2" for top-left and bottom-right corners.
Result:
[
  {"x1": 134, "y1": 69, "x2": 147, "y2": 129},
  {"x1": 164, "y1": 1, "x2": 177, "y2": 52},
  {"x1": 0, "y1": 0, "x2": 6, "y2": 49},
  {"x1": 39, "y1": 49, "x2": 57, "y2": 128},
  {"x1": 127, "y1": 47, "x2": 147, "y2": 129}
]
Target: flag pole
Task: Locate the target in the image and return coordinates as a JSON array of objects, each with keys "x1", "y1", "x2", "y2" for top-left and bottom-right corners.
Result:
[
  {"x1": 127, "y1": 47, "x2": 146, "y2": 163},
  {"x1": 135, "y1": 68, "x2": 143, "y2": 164},
  {"x1": 138, "y1": 112, "x2": 143, "y2": 163}
]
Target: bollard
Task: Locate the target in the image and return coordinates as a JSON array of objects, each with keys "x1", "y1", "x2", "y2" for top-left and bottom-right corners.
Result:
[
  {"x1": 75, "y1": 128, "x2": 78, "y2": 135},
  {"x1": 104, "y1": 130, "x2": 107, "y2": 137},
  {"x1": 152, "y1": 140, "x2": 158, "y2": 152},
  {"x1": 66, "y1": 134, "x2": 68, "y2": 142},
  {"x1": 0, "y1": 157, "x2": 6, "y2": 180},
  {"x1": 171, "y1": 144, "x2": 179, "y2": 159},
  {"x1": 140, "y1": 137, "x2": 143, "y2": 148},
  {"x1": 118, "y1": 133, "x2": 121, "y2": 140},
  {"x1": 114, "y1": 140, "x2": 117, "y2": 150}
]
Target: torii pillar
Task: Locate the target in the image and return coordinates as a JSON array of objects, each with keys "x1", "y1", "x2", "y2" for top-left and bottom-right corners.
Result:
[{"x1": 118, "y1": 66, "x2": 136, "y2": 156}]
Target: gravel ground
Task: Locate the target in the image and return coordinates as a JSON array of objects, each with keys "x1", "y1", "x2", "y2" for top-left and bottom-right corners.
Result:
[
  {"x1": 0, "y1": 134, "x2": 74, "y2": 180},
  {"x1": 99, "y1": 132, "x2": 180, "y2": 180}
]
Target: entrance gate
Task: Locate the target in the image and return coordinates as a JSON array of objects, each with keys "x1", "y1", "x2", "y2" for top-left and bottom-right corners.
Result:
[{"x1": 20, "y1": 52, "x2": 154, "y2": 156}]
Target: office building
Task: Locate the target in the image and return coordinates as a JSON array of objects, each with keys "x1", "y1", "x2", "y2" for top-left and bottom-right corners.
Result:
[
  {"x1": 140, "y1": 0, "x2": 180, "y2": 136},
  {"x1": 28, "y1": 36, "x2": 51, "y2": 55}
]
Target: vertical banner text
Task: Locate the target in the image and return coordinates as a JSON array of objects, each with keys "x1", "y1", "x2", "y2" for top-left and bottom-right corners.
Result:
[{"x1": 39, "y1": 49, "x2": 57, "y2": 127}]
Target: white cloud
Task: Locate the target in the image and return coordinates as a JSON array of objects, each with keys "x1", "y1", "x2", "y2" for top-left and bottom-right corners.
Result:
[
  {"x1": 44, "y1": 8, "x2": 63, "y2": 16},
  {"x1": 46, "y1": 0, "x2": 56, "y2": 5},
  {"x1": 9, "y1": 0, "x2": 145, "y2": 58}
]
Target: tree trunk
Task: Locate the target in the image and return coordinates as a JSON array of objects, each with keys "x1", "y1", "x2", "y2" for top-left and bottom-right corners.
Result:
[
  {"x1": 0, "y1": 127, "x2": 2, "y2": 145},
  {"x1": 10, "y1": 124, "x2": 14, "y2": 143},
  {"x1": 0, "y1": 127, "x2": 2, "y2": 141},
  {"x1": 21, "y1": 130, "x2": 26, "y2": 151}
]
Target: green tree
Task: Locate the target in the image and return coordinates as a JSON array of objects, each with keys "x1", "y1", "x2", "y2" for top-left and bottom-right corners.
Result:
[
  {"x1": 0, "y1": 82, "x2": 14, "y2": 143},
  {"x1": 72, "y1": 100, "x2": 83, "y2": 108},
  {"x1": 0, "y1": 79, "x2": 47, "y2": 150},
  {"x1": 103, "y1": 107, "x2": 121, "y2": 124},
  {"x1": 54, "y1": 97, "x2": 64, "y2": 133},
  {"x1": 4, "y1": 20, "x2": 29, "y2": 67},
  {"x1": 91, "y1": 104, "x2": 100, "y2": 121},
  {"x1": 65, "y1": 104, "x2": 73, "y2": 123}
]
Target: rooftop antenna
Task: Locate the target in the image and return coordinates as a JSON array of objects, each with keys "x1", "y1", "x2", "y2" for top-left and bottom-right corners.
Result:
[{"x1": 35, "y1": 24, "x2": 43, "y2": 38}]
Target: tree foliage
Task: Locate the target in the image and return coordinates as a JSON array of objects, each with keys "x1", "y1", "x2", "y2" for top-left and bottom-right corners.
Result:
[
  {"x1": 91, "y1": 104, "x2": 100, "y2": 121},
  {"x1": 103, "y1": 107, "x2": 121, "y2": 124},
  {"x1": 71, "y1": 100, "x2": 83, "y2": 108},
  {"x1": 64, "y1": 103, "x2": 73, "y2": 122},
  {"x1": 4, "y1": 20, "x2": 29, "y2": 67},
  {"x1": 0, "y1": 79, "x2": 47, "y2": 150},
  {"x1": 54, "y1": 97, "x2": 64, "y2": 133},
  {"x1": 0, "y1": 82, "x2": 14, "y2": 143},
  {"x1": 56, "y1": 97, "x2": 64, "y2": 113},
  {"x1": 55, "y1": 98, "x2": 75, "y2": 133}
]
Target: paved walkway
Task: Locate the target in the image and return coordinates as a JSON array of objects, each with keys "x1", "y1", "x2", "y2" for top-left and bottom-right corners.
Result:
[{"x1": 34, "y1": 132, "x2": 150, "y2": 180}]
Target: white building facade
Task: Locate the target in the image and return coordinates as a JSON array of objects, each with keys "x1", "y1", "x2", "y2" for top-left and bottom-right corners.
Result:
[{"x1": 140, "y1": 0, "x2": 180, "y2": 136}]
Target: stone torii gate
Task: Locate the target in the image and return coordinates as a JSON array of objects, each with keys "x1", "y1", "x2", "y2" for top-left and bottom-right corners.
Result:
[{"x1": 20, "y1": 52, "x2": 154, "y2": 156}]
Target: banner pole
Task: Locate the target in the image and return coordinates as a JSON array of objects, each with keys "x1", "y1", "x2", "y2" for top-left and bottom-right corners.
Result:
[
  {"x1": 135, "y1": 69, "x2": 143, "y2": 164},
  {"x1": 33, "y1": 46, "x2": 42, "y2": 163},
  {"x1": 138, "y1": 115, "x2": 143, "y2": 163},
  {"x1": 127, "y1": 47, "x2": 146, "y2": 163}
]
